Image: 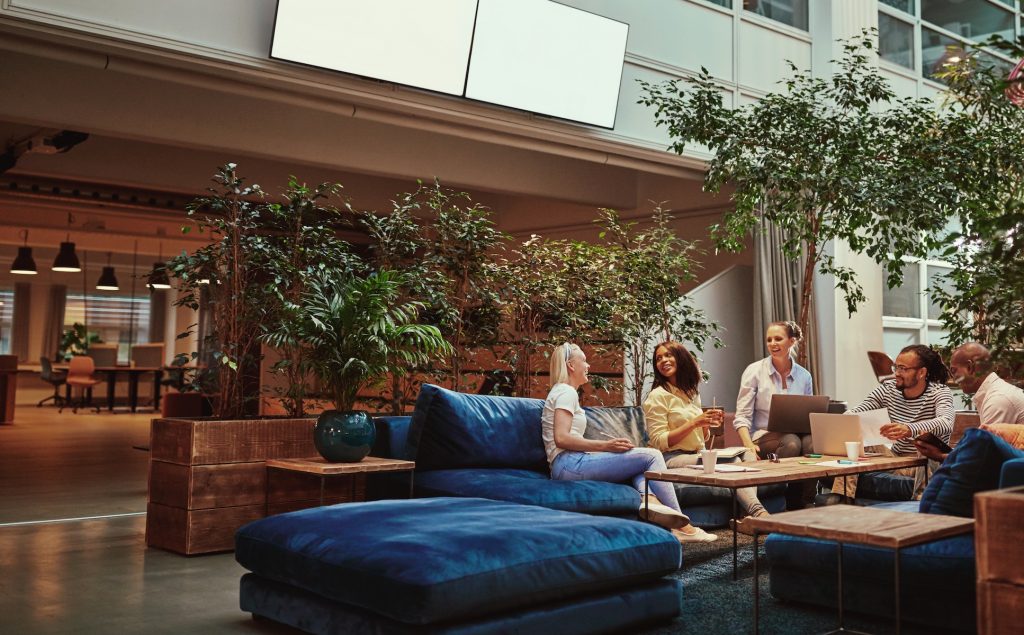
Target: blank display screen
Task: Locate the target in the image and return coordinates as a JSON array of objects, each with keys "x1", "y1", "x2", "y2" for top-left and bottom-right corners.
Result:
[
  {"x1": 271, "y1": 0, "x2": 478, "y2": 96},
  {"x1": 466, "y1": 0, "x2": 628, "y2": 128},
  {"x1": 271, "y1": 0, "x2": 629, "y2": 128}
]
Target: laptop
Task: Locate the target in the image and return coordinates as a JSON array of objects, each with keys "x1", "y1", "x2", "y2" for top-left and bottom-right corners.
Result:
[
  {"x1": 809, "y1": 409, "x2": 891, "y2": 456},
  {"x1": 765, "y1": 394, "x2": 830, "y2": 434}
]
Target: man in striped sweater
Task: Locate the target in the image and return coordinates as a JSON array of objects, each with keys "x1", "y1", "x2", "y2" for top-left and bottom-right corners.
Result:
[{"x1": 833, "y1": 344, "x2": 955, "y2": 500}]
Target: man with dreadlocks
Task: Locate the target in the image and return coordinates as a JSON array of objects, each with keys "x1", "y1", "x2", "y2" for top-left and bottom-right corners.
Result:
[{"x1": 832, "y1": 344, "x2": 955, "y2": 500}]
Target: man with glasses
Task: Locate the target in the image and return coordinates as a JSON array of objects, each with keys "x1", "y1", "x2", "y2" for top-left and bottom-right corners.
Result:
[
  {"x1": 913, "y1": 342, "x2": 1024, "y2": 463},
  {"x1": 831, "y1": 344, "x2": 955, "y2": 500}
]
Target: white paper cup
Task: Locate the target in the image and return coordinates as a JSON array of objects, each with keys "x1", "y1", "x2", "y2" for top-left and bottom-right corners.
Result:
[
  {"x1": 845, "y1": 441, "x2": 862, "y2": 461},
  {"x1": 700, "y1": 449, "x2": 717, "y2": 473}
]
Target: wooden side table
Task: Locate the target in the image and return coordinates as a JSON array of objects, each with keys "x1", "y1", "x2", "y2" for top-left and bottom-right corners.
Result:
[
  {"x1": 975, "y1": 485, "x2": 1024, "y2": 635},
  {"x1": 265, "y1": 456, "x2": 416, "y2": 512},
  {"x1": 645, "y1": 455, "x2": 927, "y2": 579},
  {"x1": 745, "y1": 505, "x2": 974, "y2": 635}
]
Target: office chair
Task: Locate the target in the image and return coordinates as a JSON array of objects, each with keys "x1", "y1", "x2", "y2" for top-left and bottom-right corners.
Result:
[
  {"x1": 61, "y1": 356, "x2": 102, "y2": 414},
  {"x1": 867, "y1": 351, "x2": 895, "y2": 383},
  {"x1": 37, "y1": 357, "x2": 67, "y2": 408}
]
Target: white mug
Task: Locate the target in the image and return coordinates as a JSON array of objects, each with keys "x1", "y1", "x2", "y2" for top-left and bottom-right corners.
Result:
[
  {"x1": 700, "y1": 449, "x2": 718, "y2": 474},
  {"x1": 845, "y1": 441, "x2": 862, "y2": 461}
]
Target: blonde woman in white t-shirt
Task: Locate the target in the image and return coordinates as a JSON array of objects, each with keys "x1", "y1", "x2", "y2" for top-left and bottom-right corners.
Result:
[{"x1": 541, "y1": 343, "x2": 717, "y2": 544}]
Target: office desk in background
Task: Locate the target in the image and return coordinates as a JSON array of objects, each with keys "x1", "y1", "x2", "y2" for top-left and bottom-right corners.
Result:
[{"x1": 58, "y1": 366, "x2": 164, "y2": 413}]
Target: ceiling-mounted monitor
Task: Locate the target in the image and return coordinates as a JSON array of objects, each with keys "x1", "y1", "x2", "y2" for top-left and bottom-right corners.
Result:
[
  {"x1": 270, "y1": 0, "x2": 629, "y2": 129},
  {"x1": 465, "y1": 0, "x2": 628, "y2": 128},
  {"x1": 270, "y1": 0, "x2": 478, "y2": 96}
]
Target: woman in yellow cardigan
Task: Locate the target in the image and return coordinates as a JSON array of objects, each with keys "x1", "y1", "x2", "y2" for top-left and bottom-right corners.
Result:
[{"x1": 642, "y1": 340, "x2": 768, "y2": 520}]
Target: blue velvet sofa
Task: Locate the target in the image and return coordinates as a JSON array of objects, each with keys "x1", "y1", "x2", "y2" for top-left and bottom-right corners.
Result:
[
  {"x1": 236, "y1": 497, "x2": 684, "y2": 633},
  {"x1": 765, "y1": 428, "x2": 1024, "y2": 632},
  {"x1": 371, "y1": 383, "x2": 785, "y2": 527}
]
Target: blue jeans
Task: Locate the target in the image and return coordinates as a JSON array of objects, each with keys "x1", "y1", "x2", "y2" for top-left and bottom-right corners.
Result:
[{"x1": 550, "y1": 447, "x2": 684, "y2": 516}]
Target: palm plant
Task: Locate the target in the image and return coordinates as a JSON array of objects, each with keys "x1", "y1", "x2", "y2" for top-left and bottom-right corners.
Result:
[{"x1": 301, "y1": 270, "x2": 451, "y2": 412}]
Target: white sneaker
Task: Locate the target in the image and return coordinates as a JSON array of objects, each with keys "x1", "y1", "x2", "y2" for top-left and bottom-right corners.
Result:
[
  {"x1": 638, "y1": 500, "x2": 688, "y2": 530},
  {"x1": 672, "y1": 527, "x2": 719, "y2": 544}
]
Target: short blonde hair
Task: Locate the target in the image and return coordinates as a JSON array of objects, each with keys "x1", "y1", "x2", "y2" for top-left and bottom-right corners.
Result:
[{"x1": 550, "y1": 343, "x2": 581, "y2": 388}]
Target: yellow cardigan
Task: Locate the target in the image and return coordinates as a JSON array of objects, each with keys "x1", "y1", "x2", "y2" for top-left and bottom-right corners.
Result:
[{"x1": 643, "y1": 385, "x2": 707, "y2": 453}]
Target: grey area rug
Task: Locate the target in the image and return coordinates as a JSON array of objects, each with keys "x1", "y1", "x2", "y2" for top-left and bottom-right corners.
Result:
[{"x1": 635, "y1": 533, "x2": 966, "y2": 635}]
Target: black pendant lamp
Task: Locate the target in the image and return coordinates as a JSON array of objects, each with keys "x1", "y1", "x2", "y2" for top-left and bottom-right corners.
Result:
[
  {"x1": 11, "y1": 229, "x2": 38, "y2": 275},
  {"x1": 96, "y1": 252, "x2": 119, "y2": 291},
  {"x1": 52, "y1": 213, "x2": 81, "y2": 272},
  {"x1": 147, "y1": 243, "x2": 171, "y2": 290}
]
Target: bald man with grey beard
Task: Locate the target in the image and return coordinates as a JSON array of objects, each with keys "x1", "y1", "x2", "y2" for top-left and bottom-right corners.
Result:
[{"x1": 913, "y1": 342, "x2": 1024, "y2": 462}]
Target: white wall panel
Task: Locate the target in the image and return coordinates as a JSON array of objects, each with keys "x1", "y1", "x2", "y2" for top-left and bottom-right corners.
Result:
[
  {"x1": 9, "y1": 0, "x2": 276, "y2": 56},
  {"x1": 560, "y1": 0, "x2": 733, "y2": 80},
  {"x1": 738, "y1": 20, "x2": 811, "y2": 93},
  {"x1": 881, "y1": 69, "x2": 920, "y2": 101}
]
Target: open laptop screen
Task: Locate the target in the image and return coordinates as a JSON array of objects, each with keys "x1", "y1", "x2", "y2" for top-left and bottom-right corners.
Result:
[{"x1": 766, "y1": 394, "x2": 831, "y2": 434}]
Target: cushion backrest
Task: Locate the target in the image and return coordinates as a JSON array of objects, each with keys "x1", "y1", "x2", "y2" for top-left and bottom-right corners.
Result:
[
  {"x1": 582, "y1": 406, "x2": 648, "y2": 446},
  {"x1": 86, "y1": 344, "x2": 118, "y2": 368},
  {"x1": 407, "y1": 384, "x2": 547, "y2": 471},
  {"x1": 919, "y1": 427, "x2": 1024, "y2": 517}
]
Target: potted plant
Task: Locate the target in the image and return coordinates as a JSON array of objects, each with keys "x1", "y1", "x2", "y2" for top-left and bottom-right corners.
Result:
[
  {"x1": 299, "y1": 269, "x2": 451, "y2": 462},
  {"x1": 58, "y1": 323, "x2": 101, "y2": 361}
]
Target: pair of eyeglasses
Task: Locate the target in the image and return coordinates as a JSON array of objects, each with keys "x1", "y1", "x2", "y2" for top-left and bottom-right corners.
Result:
[
  {"x1": 765, "y1": 452, "x2": 780, "y2": 463},
  {"x1": 890, "y1": 364, "x2": 922, "y2": 373}
]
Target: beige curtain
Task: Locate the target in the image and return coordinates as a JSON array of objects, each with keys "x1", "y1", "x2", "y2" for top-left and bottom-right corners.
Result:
[
  {"x1": 752, "y1": 215, "x2": 822, "y2": 390},
  {"x1": 11, "y1": 283, "x2": 31, "y2": 362},
  {"x1": 41, "y1": 284, "x2": 67, "y2": 361},
  {"x1": 148, "y1": 290, "x2": 167, "y2": 343}
]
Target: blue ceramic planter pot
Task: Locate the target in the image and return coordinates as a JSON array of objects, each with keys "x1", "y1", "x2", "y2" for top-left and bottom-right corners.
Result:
[{"x1": 314, "y1": 410, "x2": 375, "y2": 463}]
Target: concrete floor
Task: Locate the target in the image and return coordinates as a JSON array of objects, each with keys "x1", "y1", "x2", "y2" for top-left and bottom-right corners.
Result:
[{"x1": 0, "y1": 386, "x2": 295, "y2": 634}]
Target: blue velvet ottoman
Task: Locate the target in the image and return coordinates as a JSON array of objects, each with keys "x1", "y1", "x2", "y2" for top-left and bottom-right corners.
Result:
[{"x1": 235, "y1": 497, "x2": 683, "y2": 634}]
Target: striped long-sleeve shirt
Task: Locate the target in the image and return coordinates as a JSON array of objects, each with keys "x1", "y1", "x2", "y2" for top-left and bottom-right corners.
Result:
[{"x1": 851, "y1": 379, "x2": 955, "y2": 455}]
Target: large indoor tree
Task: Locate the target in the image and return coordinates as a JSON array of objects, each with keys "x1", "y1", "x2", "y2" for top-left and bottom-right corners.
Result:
[
  {"x1": 932, "y1": 36, "x2": 1024, "y2": 368},
  {"x1": 639, "y1": 32, "x2": 960, "y2": 366}
]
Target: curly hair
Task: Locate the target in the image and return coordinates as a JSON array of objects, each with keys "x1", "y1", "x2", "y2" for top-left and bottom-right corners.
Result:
[
  {"x1": 651, "y1": 341, "x2": 701, "y2": 399},
  {"x1": 900, "y1": 344, "x2": 950, "y2": 385}
]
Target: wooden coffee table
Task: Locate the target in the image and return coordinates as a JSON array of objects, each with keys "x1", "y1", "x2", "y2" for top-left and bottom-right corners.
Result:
[
  {"x1": 645, "y1": 455, "x2": 927, "y2": 579},
  {"x1": 265, "y1": 456, "x2": 416, "y2": 510},
  {"x1": 745, "y1": 505, "x2": 974, "y2": 635}
]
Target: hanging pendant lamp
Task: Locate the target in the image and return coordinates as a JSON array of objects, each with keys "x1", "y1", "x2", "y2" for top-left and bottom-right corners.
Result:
[
  {"x1": 52, "y1": 213, "x2": 81, "y2": 272},
  {"x1": 147, "y1": 242, "x2": 171, "y2": 290},
  {"x1": 11, "y1": 229, "x2": 38, "y2": 275},
  {"x1": 96, "y1": 252, "x2": 119, "y2": 290}
]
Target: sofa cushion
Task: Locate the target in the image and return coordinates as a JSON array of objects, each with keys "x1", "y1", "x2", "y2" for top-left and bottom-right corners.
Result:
[
  {"x1": 981, "y1": 423, "x2": 1024, "y2": 449},
  {"x1": 235, "y1": 497, "x2": 681, "y2": 626},
  {"x1": 414, "y1": 468, "x2": 640, "y2": 515},
  {"x1": 407, "y1": 384, "x2": 547, "y2": 471},
  {"x1": 919, "y1": 428, "x2": 1024, "y2": 517},
  {"x1": 858, "y1": 472, "x2": 914, "y2": 502}
]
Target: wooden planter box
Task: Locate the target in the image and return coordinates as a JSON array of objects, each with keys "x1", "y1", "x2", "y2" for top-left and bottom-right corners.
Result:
[
  {"x1": 145, "y1": 416, "x2": 365, "y2": 555},
  {"x1": 975, "y1": 485, "x2": 1024, "y2": 635}
]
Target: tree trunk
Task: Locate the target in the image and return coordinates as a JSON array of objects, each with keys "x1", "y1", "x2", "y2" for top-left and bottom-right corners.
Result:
[{"x1": 797, "y1": 241, "x2": 816, "y2": 369}]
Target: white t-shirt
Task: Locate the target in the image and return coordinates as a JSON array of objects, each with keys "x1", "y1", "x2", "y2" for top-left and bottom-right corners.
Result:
[{"x1": 542, "y1": 383, "x2": 587, "y2": 464}]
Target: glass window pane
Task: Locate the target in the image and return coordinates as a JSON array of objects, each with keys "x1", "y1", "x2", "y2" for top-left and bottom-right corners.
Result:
[
  {"x1": 0, "y1": 289, "x2": 12, "y2": 354},
  {"x1": 883, "y1": 262, "x2": 922, "y2": 319},
  {"x1": 880, "y1": 0, "x2": 915, "y2": 14},
  {"x1": 927, "y1": 326, "x2": 950, "y2": 347},
  {"x1": 922, "y1": 27, "x2": 967, "y2": 82},
  {"x1": 884, "y1": 328, "x2": 920, "y2": 359},
  {"x1": 705, "y1": 0, "x2": 732, "y2": 7},
  {"x1": 879, "y1": 12, "x2": 915, "y2": 69},
  {"x1": 743, "y1": 0, "x2": 808, "y2": 31},
  {"x1": 927, "y1": 265, "x2": 954, "y2": 320},
  {"x1": 922, "y1": 0, "x2": 1015, "y2": 42},
  {"x1": 64, "y1": 294, "x2": 151, "y2": 365}
]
